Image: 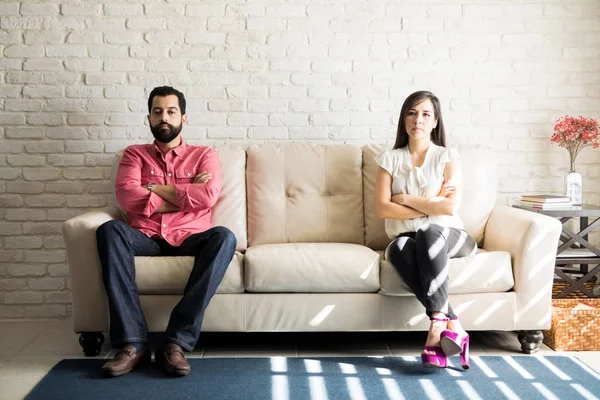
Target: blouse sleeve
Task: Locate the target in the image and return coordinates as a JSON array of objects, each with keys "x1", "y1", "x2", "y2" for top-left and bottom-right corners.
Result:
[
  {"x1": 375, "y1": 150, "x2": 395, "y2": 175},
  {"x1": 442, "y1": 147, "x2": 460, "y2": 164}
]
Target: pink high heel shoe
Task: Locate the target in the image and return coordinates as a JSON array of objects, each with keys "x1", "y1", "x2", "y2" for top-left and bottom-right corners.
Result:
[
  {"x1": 421, "y1": 316, "x2": 449, "y2": 368},
  {"x1": 440, "y1": 329, "x2": 470, "y2": 370}
]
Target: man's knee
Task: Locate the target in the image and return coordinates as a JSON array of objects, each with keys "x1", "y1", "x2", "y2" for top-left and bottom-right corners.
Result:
[
  {"x1": 211, "y1": 226, "x2": 237, "y2": 250},
  {"x1": 96, "y1": 220, "x2": 126, "y2": 242}
]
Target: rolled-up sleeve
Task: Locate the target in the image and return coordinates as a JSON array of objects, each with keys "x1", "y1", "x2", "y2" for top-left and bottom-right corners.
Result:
[
  {"x1": 175, "y1": 148, "x2": 221, "y2": 212},
  {"x1": 115, "y1": 148, "x2": 164, "y2": 218}
]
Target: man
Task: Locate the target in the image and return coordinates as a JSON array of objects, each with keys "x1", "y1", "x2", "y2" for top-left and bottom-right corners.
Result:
[{"x1": 97, "y1": 86, "x2": 236, "y2": 377}]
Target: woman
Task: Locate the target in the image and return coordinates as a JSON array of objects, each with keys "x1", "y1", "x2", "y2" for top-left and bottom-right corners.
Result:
[{"x1": 374, "y1": 90, "x2": 476, "y2": 370}]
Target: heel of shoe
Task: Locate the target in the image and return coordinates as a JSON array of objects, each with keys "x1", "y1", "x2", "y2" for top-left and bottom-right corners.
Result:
[
  {"x1": 440, "y1": 330, "x2": 462, "y2": 357},
  {"x1": 460, "y1": 338, "x2": 470, "y2": 370},
  {"x1": 440, "y1": 331, "x2": 470, "y2": 369}
]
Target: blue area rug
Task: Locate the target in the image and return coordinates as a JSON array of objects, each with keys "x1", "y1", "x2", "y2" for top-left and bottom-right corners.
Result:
[{"x1": 26, "y1": 355, "x2": 600, "y2": 400}]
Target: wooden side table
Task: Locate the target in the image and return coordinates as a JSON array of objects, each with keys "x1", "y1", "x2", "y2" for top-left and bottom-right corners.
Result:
[{"x1": 513, "y1": 204, "x2": 600, "y2": 298}]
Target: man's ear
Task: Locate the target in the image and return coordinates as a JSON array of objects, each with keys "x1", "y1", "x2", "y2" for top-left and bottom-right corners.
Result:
[
  {"x1": 147, "y1": 115, "x2": 151, "y2": 125},
  {"x1": 182, "y1": 114, "x2": 187, "y2": 124}
]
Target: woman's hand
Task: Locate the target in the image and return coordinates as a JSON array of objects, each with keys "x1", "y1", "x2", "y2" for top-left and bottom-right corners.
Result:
[
  {"x1": 437, "y1": 179, "x2": 455, "y2": 197},
  {"x1": 391, "y1": 194, "x2": 427, "y2": 218},
  {"x1": 391, "y1": 193, "x2": 405, "y2": 205}
]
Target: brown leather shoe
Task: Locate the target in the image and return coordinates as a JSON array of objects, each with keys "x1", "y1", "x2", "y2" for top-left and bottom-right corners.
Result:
[
  {"x1": 156, "y1": 343, "x2": 190, "y2": 376},
  {"x1": 102, "y1": 344, "x2": 151, "y2": 377}
]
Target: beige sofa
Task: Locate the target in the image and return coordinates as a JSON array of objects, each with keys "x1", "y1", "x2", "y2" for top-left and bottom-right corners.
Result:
[{"x1": 62, "y1": 144, "x2": 562, "y2": 356}]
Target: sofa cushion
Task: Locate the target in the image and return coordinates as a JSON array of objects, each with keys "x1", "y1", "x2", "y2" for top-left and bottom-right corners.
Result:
[
  {"x1": 362, "y1": 144, "x2": 497, "y2": 250},
  {"x1": 110, "y1": 145, "x2": 248, "y2": 251},
  {"x1": 244, "y1": 243, "x2": 380, "y2": 292},
  {"x1": 135, "y1": 251, "x2": 244, "y2": 295},
  {"x1": 379, "y1": 248, "x2": 514, "y2": 296},
  {"x1": 246, "y1": 144, "x2": 364, "y2": 246}
]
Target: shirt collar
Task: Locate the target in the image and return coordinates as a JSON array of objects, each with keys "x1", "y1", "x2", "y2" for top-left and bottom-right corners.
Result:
[{"x1": 152, "y1": 137, "x2": 187, "y2": 157}]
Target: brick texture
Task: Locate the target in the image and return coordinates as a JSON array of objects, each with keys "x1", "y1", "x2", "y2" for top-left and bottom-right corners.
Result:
[{"x1": 1, "y1": 0, "x2": 599, "y2": 318}]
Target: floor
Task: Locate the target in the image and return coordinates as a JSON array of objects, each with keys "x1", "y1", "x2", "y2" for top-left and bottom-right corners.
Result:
[{"x1": 0, "y1": 319, "x2": 599, "y2": 400}]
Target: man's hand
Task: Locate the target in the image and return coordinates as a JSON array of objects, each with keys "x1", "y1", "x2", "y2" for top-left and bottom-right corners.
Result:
[
  {"x1": 437, "y1": 179, "x2": 455, "y2": 197},
  {"x1": 155, "y1": 201, "x2": 179, "y2": 213},
  {"x1": 194, "y1": 171, "x2": 212, "y2": 184}
]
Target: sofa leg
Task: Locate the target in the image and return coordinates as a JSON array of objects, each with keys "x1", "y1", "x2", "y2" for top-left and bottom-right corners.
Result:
[
  {"x1": 79, "y1": 332, "x2": 105, "y2": 357},
  {"x1": 517, "y1": 330, "x2": 543, "y2": 354}
]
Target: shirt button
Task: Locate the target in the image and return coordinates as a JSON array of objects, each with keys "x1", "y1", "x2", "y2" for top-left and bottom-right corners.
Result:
[
  {"x1": 151, "y1": 171, "x2": 154, "y2": 174},
  {"x1": 163, "y1": 224, "x2": 166, "y2": 228},
  {"x1": 188, "y1": 172, "x2": 191, "y2": 176},
  {"x1": 168, "y1": 173, "x2": 172, "y2": 177}
]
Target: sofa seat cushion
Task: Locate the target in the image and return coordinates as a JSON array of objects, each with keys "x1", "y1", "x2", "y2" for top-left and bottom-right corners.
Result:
[
  {"x1": 244, "y1": 243, "x2": 380, "y2": 292},
  {"x1": 135, "y1": 251, "x2": 244, "y2": 295},
  {"x1": 379, "y1": 248, "x2": 514, "y2": 296}
]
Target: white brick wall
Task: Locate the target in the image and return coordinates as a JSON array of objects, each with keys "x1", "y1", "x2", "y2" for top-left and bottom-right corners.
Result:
[{"x1": 1, "y1": 0, "x2": 599, "y2": 318}]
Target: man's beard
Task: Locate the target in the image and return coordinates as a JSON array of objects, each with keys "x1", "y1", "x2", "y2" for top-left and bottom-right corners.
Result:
[{"x1": 150, "y1": 122, "x2": 182, "y2": 143}]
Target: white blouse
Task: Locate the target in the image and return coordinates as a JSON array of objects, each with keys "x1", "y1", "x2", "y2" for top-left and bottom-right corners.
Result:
[{"x1": 376, "y1": 144, "x2": 464, "y2": 239}]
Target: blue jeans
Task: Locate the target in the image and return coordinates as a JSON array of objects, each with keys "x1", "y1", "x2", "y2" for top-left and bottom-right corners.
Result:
[{"x1": 96, "y1": 220, "x2": 236, "y2": 351}]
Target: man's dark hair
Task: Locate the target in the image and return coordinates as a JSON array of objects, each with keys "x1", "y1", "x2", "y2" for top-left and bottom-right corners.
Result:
[
  {"x1": 147, "y1": 86, "x2": 186, "y2": 115},
  {"x1": 394, "y1": 90, "x2": 446, "y2": 149}
]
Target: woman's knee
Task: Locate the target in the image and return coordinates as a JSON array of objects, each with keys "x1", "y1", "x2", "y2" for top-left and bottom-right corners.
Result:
[
  {"x1": 386, "y1": 237, "x2": 415, "y2": 266},
  {"x1": 415, "y1": 224, "x2": 450, "y2": 262},
  {"x1": 416, "y1": 224, "x2": 447, "y2": 246},
  {"x1": 449, "y1": 232, "x2": 477, "y2": 258}
]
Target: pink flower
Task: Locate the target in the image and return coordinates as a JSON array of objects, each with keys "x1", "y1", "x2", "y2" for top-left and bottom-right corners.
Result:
[{"x1": 551, "y1": 115, "x2": 600, "y2": 169}]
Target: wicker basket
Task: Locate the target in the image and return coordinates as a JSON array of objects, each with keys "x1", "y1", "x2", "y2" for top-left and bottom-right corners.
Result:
[
  {"x1": 551, "y1": 280, "x2": 597, "y2": 298},
  {"x1": 542, "y1": 298, "x2": 600, "y2": 351}
]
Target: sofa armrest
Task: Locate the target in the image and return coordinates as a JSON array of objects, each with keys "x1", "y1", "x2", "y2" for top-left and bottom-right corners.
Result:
[
  {"x1": 62, "y1": 207, "x2": 125, "y2": 333},
  {"x1": 483, "y1": 205, "x2": 562, "y2": 330}
]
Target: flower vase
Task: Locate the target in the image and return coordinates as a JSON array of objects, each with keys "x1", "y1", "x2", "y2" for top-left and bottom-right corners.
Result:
[{"x1": 564, "y1": 165, "x2": 583, "y2": 205}]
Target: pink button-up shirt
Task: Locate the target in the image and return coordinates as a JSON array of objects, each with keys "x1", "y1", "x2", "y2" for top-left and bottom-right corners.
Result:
[{"x1": 115, "y1": 138, "x2": 221, "y2": 246}]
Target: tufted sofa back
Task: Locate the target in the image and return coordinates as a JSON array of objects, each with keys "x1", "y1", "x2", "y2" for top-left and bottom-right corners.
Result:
[
  {"x1": 110, "y1": 143, "x2": 496, "y2": 251},
  {"x1": 246, "y1": 144, "x2": 365, "y2": 246}
]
